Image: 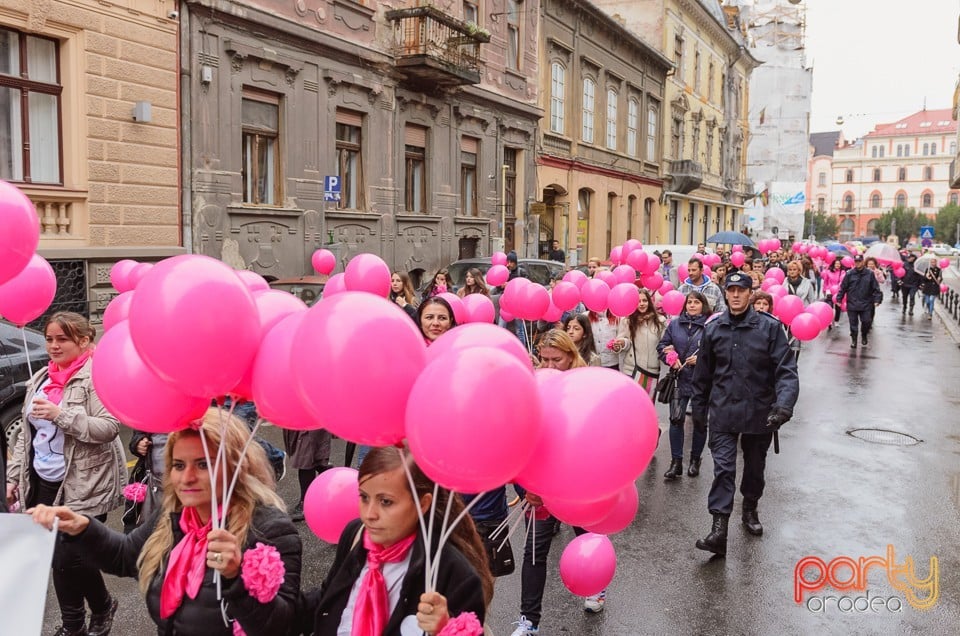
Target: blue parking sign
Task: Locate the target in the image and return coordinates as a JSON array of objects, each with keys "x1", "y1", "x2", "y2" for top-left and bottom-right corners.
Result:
[{"x1": 324, "y1": 175, "x2": 341, "y2": 202}]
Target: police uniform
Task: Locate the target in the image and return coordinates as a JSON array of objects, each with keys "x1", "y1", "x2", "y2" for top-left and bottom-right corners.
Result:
[{"x1": 690, "y1": 272, "x2": 800, "y2": 555}]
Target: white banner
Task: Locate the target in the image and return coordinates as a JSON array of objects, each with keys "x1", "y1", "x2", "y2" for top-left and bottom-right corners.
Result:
[{"x1": 0, "y1": 514, "x2": 57, "y2": 635}]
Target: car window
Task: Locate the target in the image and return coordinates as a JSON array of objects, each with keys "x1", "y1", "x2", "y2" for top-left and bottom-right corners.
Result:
[{"x1": 270, "y1": 283, "x2": 323, "y2": 306}]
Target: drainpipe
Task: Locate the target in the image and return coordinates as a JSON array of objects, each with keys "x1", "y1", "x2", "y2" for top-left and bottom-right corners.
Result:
[{"x1": 179, "y1": 0, "x2": 193, "y2": 253}]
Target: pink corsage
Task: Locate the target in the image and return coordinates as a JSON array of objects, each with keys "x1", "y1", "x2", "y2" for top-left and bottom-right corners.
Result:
[
  {"x1": 665, "y1": 351, "x2": 679, "y2": 366},
  {"x1": 241, "y1": 542, "x2": 285, "y2": 603},
  {"x1": 438, "y1": 612, "x2": 484, "y2": 636},
  {"x1": 605, "y1": 338, "x2": 618, "y2": 350},
  {"x1": 123, "y1": 482, "x2": 147, "y2": 503}
]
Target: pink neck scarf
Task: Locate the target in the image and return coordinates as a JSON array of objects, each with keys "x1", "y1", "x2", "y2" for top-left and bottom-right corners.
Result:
[
  {"x1": 44, "y1": 350, "x2": 92, "y2": 405},
  {"x1": 160, "y1": 507, "x2": 212, "y2": 619},
  {"x1": 351, "y1": 532, "x2": 417, "y2": 636}
]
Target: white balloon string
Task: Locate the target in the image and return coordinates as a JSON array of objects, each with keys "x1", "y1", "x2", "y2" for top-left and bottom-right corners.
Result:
[
  {"x1": 531, "y1": 514, "x2": 537, "y2": 566},
  {"x1": 429, "y1": 491, "x2": 455, "y2": 592},
  {"x1": 489, "y1": 501, "x2": 526, "y2": 541},
  {"x1": 430, "y1": 491, "x2": 487, "y2": 592},
  {"x1": 20, "y1": 328, "x2": 34, "y2": 378},
  {"x1": 221, "y1": 417, "x2": 261, "y2": 522},
  {"x1": 197, "y1": 425, "x2": 222, "y2": 600},
  {"x1": 398, "y1": 448, "x2": 432, "y2": 593},
  {"x1": 498, "y1": 502, "x2": 529, "y2": 552},
  {"x1": 424, "y1": 482, "x2": 439, "y2": 591}
]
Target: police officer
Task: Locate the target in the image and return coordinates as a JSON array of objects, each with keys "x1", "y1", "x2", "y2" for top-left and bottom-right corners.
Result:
[{"x1": 690, "y1": 272, "x2": 800, "y2": 556}]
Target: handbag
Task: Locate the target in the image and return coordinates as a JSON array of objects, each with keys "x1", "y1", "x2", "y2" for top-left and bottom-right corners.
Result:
[
  {"x1": 475, "y1": 520, "x2": 516, "y2": 577},
  {"x1": 656, "y1": 369, "x2": 678, "y2": 404}
]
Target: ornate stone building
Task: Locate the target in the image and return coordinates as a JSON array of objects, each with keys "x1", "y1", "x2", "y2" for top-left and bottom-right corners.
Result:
[{"x1": 180, "y1": 0, "x2": 541, "y2": 285}]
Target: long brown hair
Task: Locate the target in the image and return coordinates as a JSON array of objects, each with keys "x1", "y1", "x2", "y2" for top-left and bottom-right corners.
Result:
[
  {"x1": 44, "y1": 311, "x2": 96, "y2": 346},
  {"x1": 359, "y1": 447, "x2": 494, "y2": 607},
  {"x1": 391, "y1": 271, "x2": 416, "y2": 304},
  {"x1": 562, "y1": 314, "x2": 597, "y2": 362},
  {"x1": 458, "y1": 268, "x2": 489, "y2": 297},
  {"x1": 627, "y1": 289, "x2": 663, "y2": 340}
]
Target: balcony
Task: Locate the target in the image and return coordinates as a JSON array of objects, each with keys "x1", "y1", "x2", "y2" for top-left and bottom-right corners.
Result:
[
  {"x1": 386, "y1": 6, "x2": 490, "y2": 89},
  {"x1": 667, "y1": 159, "x2": 703, "y2": 195},
  {"x1": 21, "y1": 187, "x2": 88, "y2": 245}
]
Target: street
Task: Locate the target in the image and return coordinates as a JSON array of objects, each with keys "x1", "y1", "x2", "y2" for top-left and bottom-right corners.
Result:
[{"x1": 40, "y1": 301, "x2": 960, "y2": 635}]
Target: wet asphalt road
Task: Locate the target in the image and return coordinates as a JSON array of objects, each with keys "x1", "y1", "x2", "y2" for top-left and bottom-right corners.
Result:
[{"x1": 39, "y1": 296, "x2": 960, "y2": 635}]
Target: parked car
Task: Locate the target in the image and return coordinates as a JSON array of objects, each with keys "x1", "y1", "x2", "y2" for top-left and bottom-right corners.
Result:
[
  {"x1": 929, "y1": 243, "x2": 959, "y2": 257},
  {"x1": 1, "y1": 320, "x2": 49, "y2": 460},
  {"x1": 268, "y1": 274, "x2": 329, "y2": 306},
  {"x1": 418, "y1": 258, "x2": 565, "y2": 295}
]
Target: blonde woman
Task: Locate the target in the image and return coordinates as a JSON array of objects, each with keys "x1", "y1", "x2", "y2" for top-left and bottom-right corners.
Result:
[
  {"x1": 30, "y1": 409, "x2": 302, "y2": 636},
  {"x1": 537, "y1": 329, "x2": 587, "y2": 371}
]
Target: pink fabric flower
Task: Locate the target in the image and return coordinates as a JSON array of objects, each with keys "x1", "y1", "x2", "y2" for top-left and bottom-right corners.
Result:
[
  {"x1": 232, "y1": 621, "x2": 247, "y2": 636},
  {"x1": 665, "y1": 351, "x2": 679, "y2": 366},
  {"x1": 605, "y1": 338, "x2": 618, "y2": 350},
  {"x1": 241, "y1": 542, "x2": 285, "y2": 603},
  {"x1": 438, "y1": 612, "x2": 483, "y2": 636},
  {"x1": 123, "y1": 482, "x2": 147, "y2": 503}
]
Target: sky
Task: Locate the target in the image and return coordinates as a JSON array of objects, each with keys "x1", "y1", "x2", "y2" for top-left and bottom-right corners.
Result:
[{"x1": 802, "y1": 0, "x2": 960, "y2": 140}]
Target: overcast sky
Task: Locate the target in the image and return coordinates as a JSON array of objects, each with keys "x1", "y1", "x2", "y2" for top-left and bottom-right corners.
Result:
[{"x1": 803, "y1": 0, "x2": 960, "y2": 139}]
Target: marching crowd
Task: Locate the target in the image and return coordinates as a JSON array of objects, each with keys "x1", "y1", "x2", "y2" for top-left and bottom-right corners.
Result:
[{"x1": 2, "y1": 240, "x2": 947, "y2": 636}]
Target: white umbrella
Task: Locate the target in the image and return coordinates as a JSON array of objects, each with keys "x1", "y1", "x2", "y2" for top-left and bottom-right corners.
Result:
[
  {"x1": 913, "y1": 254, "x2": 937, "y2": 274},
  {"x1": 863, "y1": 242, "x2": 901, "y2": 265}
]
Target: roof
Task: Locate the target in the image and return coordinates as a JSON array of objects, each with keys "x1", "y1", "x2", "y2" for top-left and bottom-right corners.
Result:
[
  {"x1": 809, "y1": 131, "x2": 841, "y2": 157},
  {"x1": 866, "y1": 108, "x2": 957, "y2": 138}
]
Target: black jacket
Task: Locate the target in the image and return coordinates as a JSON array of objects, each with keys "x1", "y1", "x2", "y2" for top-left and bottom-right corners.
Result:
[
  {"x1": 921, "y1": 266, "x2": 942, "y2": 295},
  {"x1": 691, "y1": 308, "x2": 799, "y2": 434},
  {"x1": 837, "y1": 267, "x2": 883, "y2": 311},
  {"x1": 657, "y1": 312, "x2": 707, "y2": 398},
  {"x1": 297, "y1": 519, "x2": 485, "y2": 636},
  {"x1": 78, "y1": 505, "x2": 301, "y2": 636},
  {"x1": 900, "y1": 260, "x2": 924, "y2": 288}
]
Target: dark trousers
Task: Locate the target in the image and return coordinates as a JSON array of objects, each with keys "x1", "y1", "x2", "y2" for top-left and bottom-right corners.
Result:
[
  {"x1": 847, "y1": 308, "x2": 874, "y2": 337},
  {"x1": 519, "y1": 515, "x2": 561, "y2": 627},
  {"x1": 706, "y1": 430, "x2": 774, "y2": 516},
  {"x1": 668, "y1": 397, "x2": 707, "y2": 461},
  {"x1": 30, "y1": 477, "x2": 111, "y2": 630},
  {"x1": 902, "y1": 286, "x2": 918, "y2": 311}
]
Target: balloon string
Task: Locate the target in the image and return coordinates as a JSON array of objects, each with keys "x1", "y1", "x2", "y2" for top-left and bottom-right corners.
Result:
[
  {"x1": 398, "y1": 448, "x2": 432, "y2": 593},
  {"x1": 498, "y1": 502, "x2": 529, "y2": 552},
  {"x1": 521, "y1": 511, "x2": 534, "y2": 565},
  {"x1": 489, "y1": 501, "x2": 526, "y2": 542},
  {"x1": 197, "y1": 425, "x2": 223, "y2": 602},
  {"x1": 424, "y1": 482, "x2": 439, "y2": 591},
  {"x1": 429, "y1": 491, "x2": 487, "y2": 592},
  {"x1": 20, "y1": 328, "x2": 34, "y2": 378},
  {"x1": 221, "y1": 417, "x2": 262, "y2": 522},
  {"x1": 429, "y1": 491, "x2": 454, "y2": 592}
]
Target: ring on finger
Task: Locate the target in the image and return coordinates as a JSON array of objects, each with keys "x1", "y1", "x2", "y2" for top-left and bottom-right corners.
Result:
[{"x1": 215, "y1": 552, "x2": 222, "y2": 564}]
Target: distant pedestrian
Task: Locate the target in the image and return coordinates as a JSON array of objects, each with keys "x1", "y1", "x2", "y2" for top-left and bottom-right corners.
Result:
[
  {"x1": 562, "y1": 314, "x2": 601, "y2": 366},
  {"x1": 920, "y1": 264, "x2": 943, "y2": 319},
  {"x1": 900, "y1": 254, "x2": 923, "y2": 316},
  {"x1": 679, "y1": 258, "x2": 726, "y2": 314},
  {"x1": 583, "y1": 309, "x2": 620, "y2": 369},
  {"x1": 613, "y1": 290, "x2": 666, "y2": 398},
  {"x1": 659, "y1": 250, "x2": 680, "y2": 287},
  {"x1": 417, "y1": 296, "x2": 457, "y2": 344},
  {"x1": 821, "y1": 259, "x2": 846, "y2": 327},
  {"x1": 836, "y1": 254, "x2": 883, "y2": 348},
  {"x1": 457, "y1": 267, "x2": 490, "y2": 298},
  {"x1": 421, "y1": 268, "x2": 453, "y2": 302},
  {"x1": 548, "y1": 240, "x2": 565, "y2": 263},
  {"x1": 284, "y1": 429, "x2": 332, "y2": 522},
  {"x1": 390, "y1": 271, "x2": 418, "y2": 320}
]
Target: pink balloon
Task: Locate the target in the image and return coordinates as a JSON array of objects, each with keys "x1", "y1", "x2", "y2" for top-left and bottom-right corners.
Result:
[
  {"x1": 677, "y1": 263, "x2": 688, "y2": 282},
  {"x1": 841, "y1": 256, "x2": 855, "y2": 269},
  {"x1": 542, "y1": 492, "x2": 617, "y2": 527},
  {"x1": 128, "y1": 254, "x2": 260, "y2": 398},
  {"x1": 517, "y1": 284, "x2": 550, "y2": 321},
  {"x1": 939, "y1": 258, "x2": 950, "y2": 269},
  {"x1": 293, "y1": 292, "x2": 426, "y2": 445},
  {"x1": 642, "y1": 254, "x2": 661, "y2": 275},
  {"x1": 491, "y1": 251, "x2": 508, "y2": 266},
  {"x1": 760, "y1": 278, "x2": 775, "y2": 292},
  {"x1": 661, "y1": 290, "x2": 686, "y2": 316},
  {"x1": 623, "y1": 239, "x2": 643, "y2": 254},
  {"x1": 607, "y1": 283, "x2": 640, "y2": 317},
  {"x1": 251, "y1": 312, "x2": 320, "y2": 430},
  {"x1": 730, "y1": 251, "x2": 746, "y2": 268},
  {"x1": 304, "y1": 467, "x2": 360, "y2": 543},
  {"x1": 580, "y1": 279, "x2": 610, "y2": 313},
  {"x1": 499, "y1": 308, "x2": 515, "y2": 322},
  {"x1": 583, "y1": 483, "x2": 639, "y2": 535},
  {"x1": 438, "y1": 292, "x2": 466, "y2": 324},
  {"x1": 516, "y1": 368, "x2": 658, "y2": 502},
  {"x1": 500, "y1": 278, "x2": 531, "y2": 314},
  {"x1": 552, "y1": 281, "x2": 580, "y2": 311},
  {"x1": 658, "y1": 281, "x2": 675, "y2": 296},
  {"x1": 641, "y1": 273, "x2": 664, "y2": 291},
  {"x1": 768, "y1": 284, "x2": 787, "y2": 299},
  {"x1": 595, "y1": 270, "x2": 617, "y2": 287},
  {"x1": 344, "y1": 253, "x2": 391, "y2": 297},
  {"x1": 824, "y1": 252, "x2": 836, "y2": 265},
  {"x1": 612, "y1": 265, "x2": 637, "y2": 285},
  {"x1": 543, "y1": 299, "x2": 564, "y2": 323},
  {"x1": 806, "y1": 301, "x2": 834, "y2": 330},
  {"x1": 236, "y1": 269, "x2": 270, "y2": 293},
  {"x1": 790, "y1": 312, "x2": 821, "y2": 341},
  {"x1": 407, "y1": 348, "x2": 541, "y2": 492},
  {"x1": 0, "y1": 180, "x2": 40, "y2": 286},
  {"x1": 232, "y1": 289, "x2": 308, "y2": 400},
  {"x1": 0, "y1": 254, "x2": 56, "y2": 327},
  {"x1": 732, "y1": 244, "x2": 744, "y2": 253},
  {"x1": 774, "y1": 294, "x2": 805, "y2": 325},
  {"x1": 562, "y1": 269, "x2": 589, "y2": 289},
  {"x1": 893, "y1": 266, "x2": 906, "y2": 278},
  {"x1": 702, "y1": 265, "x2": 712, "y2": 280},
  {"x1": 941, "y1": 284, "x2": 949, "y2": 294},
  {"x1": 486, "y1": 264, "x2": 509, "y2": 287},
  {"x1": 311, "y1": 248, "x2": 336, "y2": 275},
  {"x1": 799, "y1": 244, "x2": 810, "y2": 254},
  {"x1": 791, "y1": 242, "x2": 802, "y2": 253},
  {"x1": 110, "y1": 260, "x2": 138, "y2": 293},
  {"x1": 765, "y1": 267, "x2": 785, "y2": 284},
  {"x1": 427, "y1": 323, "x2": 533, "y2": 371},
  {"x1": 771, "y1": 239, "x2": 782, "y2": 251},
  {"x1": 91, "y1": 320, "x2": 208, "y2": 433},
  {"x1": 625, "y1": 249, "x2": 649, "y2": 273},
  {"x1": 127, "y1": 262, "x2": 153, "y2": 289},
  {"x1": 102, "y1": 291, "x2": 134, "y2": 333},
  {"x1": 609, "y1": 246, "x2": 623, "y2": 265},
  {"x1": 323, "y1": 272, "x2": 347, "y2": 297},
  {"x1": 559, "y1": 533, "x2": 617, "y2": 597},
  {"x1": 461, "y1": 293, "x2": 496, "y2": 323}
]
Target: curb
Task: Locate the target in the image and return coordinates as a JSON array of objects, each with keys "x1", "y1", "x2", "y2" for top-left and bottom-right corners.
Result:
[{"x1": 936, "y1": 265, "x2": 960, "y2": 345}]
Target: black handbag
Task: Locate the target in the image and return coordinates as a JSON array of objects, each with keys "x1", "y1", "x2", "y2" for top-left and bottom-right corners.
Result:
[
  {"x1": 656, "y1": 369, "x2": 678, "y2": 404},
  {"x1": 475, "y1": 520, "x2": 516, "y2": 577}
]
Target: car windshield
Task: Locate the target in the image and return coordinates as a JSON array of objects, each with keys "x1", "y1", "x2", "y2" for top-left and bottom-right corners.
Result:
[
  {"x1": 445, "y1": 261, "x2": 557, "y2": 287},
  {"x1": 270, "y1": 282, "x2": 323, "y2": 306}
]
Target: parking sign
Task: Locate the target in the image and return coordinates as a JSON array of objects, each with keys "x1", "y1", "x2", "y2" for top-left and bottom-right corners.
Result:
[{"x1": 324, "y1": 175, "x2": 341, "y2": 202}]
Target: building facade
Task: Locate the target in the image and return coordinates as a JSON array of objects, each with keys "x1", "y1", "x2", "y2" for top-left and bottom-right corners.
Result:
[
  {"x1": 806, "y1": 130, "x2": 842, "y2": 219},
  {"x1": 2, "y1": 0, "x2": 183, "y2": 323},
  {"x1": 536, "y1": 0, "x2": 671, "y2": 265},
  {"x1": 180, "y1": 0, "x2": 541, "y2": 286},
  {"x1": 831, "y1": 109, "x2": 958, "y2": 240}
]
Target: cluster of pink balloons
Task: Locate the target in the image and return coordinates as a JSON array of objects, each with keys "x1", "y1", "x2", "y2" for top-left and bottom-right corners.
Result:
[
  {"x1": 0, "y1": 181, "x2": 57, "y2": 327},
  {"x1": 757, "y1": 238, "x2": 782, "y2": 254},
  {"x1": 757, "y1": 268, "x2": 829, "y2": 341},
  {"x1": 790, "y1": 242, "x2": 832, "y2": 261}
]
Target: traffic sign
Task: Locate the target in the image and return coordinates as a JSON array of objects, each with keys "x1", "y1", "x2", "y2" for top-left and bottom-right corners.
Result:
[
  {"x1": 920, "y1": 226, "x2": 935, "y2": 240},
  {"x1": 324, "y1": 175, "x2": 341, "y2": 202}
]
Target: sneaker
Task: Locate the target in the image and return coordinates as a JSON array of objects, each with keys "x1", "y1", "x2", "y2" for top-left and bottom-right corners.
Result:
[
  {"x1": 510, "y1": 615, "x2": 539, "y2": 636},
  {"x1": 88, "y1": 597, "x2": 119, "y2": 636},
  {"x1": 584, "y1": 590, "x2": 606, "y2": 613},
  {"x1": 290, "y1": 502, "x2": 305, "y2": 522}
]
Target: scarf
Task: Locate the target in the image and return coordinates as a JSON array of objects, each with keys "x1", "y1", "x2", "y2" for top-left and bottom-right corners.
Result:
[
  {"x1": 44, "y1": 351, "x2": 93, "y2": 404},
  {"x1": 160, "y1": 507, "x2": 213, "y2": 619},
  {"x1": 351, "y1": 532, "x2": 417, "y2": 636}
]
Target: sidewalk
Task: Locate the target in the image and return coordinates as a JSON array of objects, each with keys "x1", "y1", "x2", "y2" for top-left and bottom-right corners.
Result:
[{"x1": 935, "y1": 264, "x2": 960, "y2": 344}]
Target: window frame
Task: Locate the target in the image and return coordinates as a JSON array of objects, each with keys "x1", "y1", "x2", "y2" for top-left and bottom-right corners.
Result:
[
  {"x1": 241, "y1": 88, "x2": 283, "y2": 206},
  {"x1": 646, "y1": 101, "x2": 659, "y2": 161},
  {"x1": 460, "y1": 137, "x2": 479, "y2": 216},
  {"x1": 818, "y1": 172, "x2": 826, "y2": 187},
  {"x1": 605, "y1": 88, "x2": 618, "y2": 150},
  {"x1": 335, "y1": 112, "x2": 364, "y2": 210},
  {"x1": 872, "y1": 168, "x2": 881, "y2": 182},
  {"x1": 506, "y1": 0, "x2": 522, "y2": 71},
  {"x1": 626, "y1": 97, "x2": 639, "y2": 157},
  {"x1": 549, "y1": 62, "x2": 565, "y2": 134},
  {"x1": 404, "y1": 126, "x2": 427, "y2": 213},
  {"x1": 581, "y1": 77, "x2": 595, "y2": 143},
  {"x1": 921, "y1": 192, "x2": 932, "y2": 207}
]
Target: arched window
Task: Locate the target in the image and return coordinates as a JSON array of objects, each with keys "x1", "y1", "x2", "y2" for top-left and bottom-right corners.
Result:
[
  {"x1": 643, "y1": 198, "x2": 654, "y2": 244},
  {"x1": 895, "y1": 193, "x2": 907, "y2": 207},
  {"x1": 627, "y1": 195, "x2": 636, "y2": 239},
  {"x1": 844, "y1": 194, "x2": 854, "y2": 211},
  {"x1": 898, "y1": 167, "x2": 906, "y2": 181},
  {"x1": 817, "y1": 196, "x2": 825, "y2": 212},
  {"x1": 845, "y1": 169, "x2": 854, "y2": 183},
  {"x1": 951, "y1": 192, "x2": 959, "y2": 206},
  {"x1": 871, "y1": 193, "x2": 881, "y2": 208},
  {"x1": 923, "y1": 166, "x2": 933, "y2": 180},
  {"x1": 873, "y1": 168, "x2": 881, "y2": 182},
  {"x1": 866, "y1": 219, "x2": 878, "y2": 235},
  {"x1": 922, "y1": 192, "x2": 932, "y2": 207},
  {"x1": 840, "y1": 218, "x2": 855, "y2": 232}
]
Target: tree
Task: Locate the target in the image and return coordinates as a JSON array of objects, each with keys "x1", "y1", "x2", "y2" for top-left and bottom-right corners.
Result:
[
  {"x1": 934, "y1": 203, "x2": 960, "y2": 246},
  {"x1": 874, "y1": 207, "x2": 930, "y2": 247},
  {"x1": 802, "y1": 209, "x2": 839, "y2": 241}
]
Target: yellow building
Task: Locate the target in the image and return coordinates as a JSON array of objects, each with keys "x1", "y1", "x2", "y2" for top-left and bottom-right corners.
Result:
[{"x1": 2, "y1": 0, "x2": 182, "y2": 321}]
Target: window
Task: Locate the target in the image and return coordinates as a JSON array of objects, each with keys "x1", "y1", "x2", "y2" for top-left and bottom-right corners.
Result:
[
  {"x1": 872, "y1": 168, "x2": 881, "y2": 182},
  {"x1": 898, "y1": 167, "x2": 906, "y2": 181},
  {"x1": 871, "y1": 193, "x2": 881, "y2": 208},
  {"x1": 646, "y1": 102, "x2": 659, "y2": 160},
  {"x1": 670, "y1": 116, "x2": 682, "y2": 159},
  {"x1": 818, "y1": 172, "x2": 826, "y2": 186},
  {"x1": 896, "y1": 145, "x2": 903, "y2": 157},
  {"x1": 0, "y1": 28, "x2": 62, "y2": 184},
  {"x1": 241, "y1": 89, "x2": 281, "y2": 205},
  {"x1": 674, "y1": 35, "x2": 684, "y2": 80},
  {"x1": 720, "y1": 72, "x2": 726, "y2": 109},
  {"x1": 463, "y1": 0, "x2": 478, "y2": 25},
  {"x1": 627, "y1": 195, "x2": 635, "y2": 239},
  {"x1": 335, "y1": 110, "x2": 363, "y2": 209},
  {"x1": 952, "y1": 142, "x2": 957, "y2": 154},
  {"x1": 817, "y1": 196, "x2": 825, "y2": 212},
  {"x1": 504, "y1": 148, "x2": 517, "y2": 251},
  {"x1": 923, "y1": 166, "x2": 933, "y2": 180},
  {"x1": 691, "y1": 121, "x2": 700, "y2": 161},
  {"x1": 460, "y1": 137, "x2": 478, "y2": 216},
  {"x1": 950, "y1": 192, "x2": 958, "y2": 206},
  {"x1": 643, "y1": 198, "x2": 653, "y2": 244},
  {"x1": 922, "y1": 143, "x2": 928, "y2": 156},
  {"x1": 845, "y1": 169, "x2": 853, "y2": 183},
  {"x1": 627, "y1": 98, "x2": 639, "y2": 156},
  {"x1": 872, "y1": 146, "x2": 878, "y2": 158},
  {"x1": 705, "y1": 128, "x2": 714, "y2": 171},
  {"x1": 606, "y1": 193, "x2": 616, "y2": 254},
  {"x1": 550, "y1": 63, "x2": 565, "y2": 134},
  {"x1": 582, "y1": 78, "x2": 595, "y2": 143},
  {"x1": 605, "y1": 89, "x2": 617, "y2": 150},
  {"x1": 879, "y1": 146, "x2": 885, "y2": 158},
  {"x1": 694, "y1": 49, "x2": 701, "y2": 93},
  {"x1": 708, "y1": 60, "x2": 715, "y2": 102},
  {"x1": 896, "y1": 193, "x2": 906, "y2": 207},
  {"x1": 405, "y1": 125, "x2": 427, "y2": 212},
  {"x1": 904, "y1": 145, "x2": 910, "y2": 157},
  {"x1": 922, "y1": 192, "x2": 932, "y2": 207},
  {"x1": 844, "y1": 194, "x2": 853, "y2": 211},
  {"x1": 931, "y1": 143, "x2": 936, "y2": 155},
  {"x1": 506, "y1": 0, "x2": 521, "y2": 70},
  {"x1": 577, "y1": 188, "x2": 591, "y2": 252}
]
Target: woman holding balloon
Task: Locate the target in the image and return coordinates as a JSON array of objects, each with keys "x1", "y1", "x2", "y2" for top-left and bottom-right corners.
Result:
[
  {"x1": 613, "y1": 290, "x2": 666, "y2": 397},
  {"x1": 421, "y1": 269, "x2": 453, "y2": 302},
  {"x1": 29, "y1": 409, "x2": 302, "y2": 636},
  {"x1": 584, "y1": 309, "x2": 620, "y2": 369},
  {"x1": 6, "y1": 312, "x2": 126, "y2": 636}
]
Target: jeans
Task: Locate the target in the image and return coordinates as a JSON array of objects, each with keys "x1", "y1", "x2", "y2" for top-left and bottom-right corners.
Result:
[
  {"x1": 668, "y1": 397, "x2": 707, "y2": 461},
  {"x1": 923, "y1": 294, "x2": 936, "y2": 315},
  {"x1": 847, "y1": 308, "x2": 874, "y2": 337},
  {"x1": 519, "y1": 515, "x2": 561, "y2": 627},
  {"x1": 707, "y1": 431, "x2": 774, "y2": 515}
]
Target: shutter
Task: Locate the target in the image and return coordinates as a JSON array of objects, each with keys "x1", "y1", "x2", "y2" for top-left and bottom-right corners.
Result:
[
  {"x1": 336, "y1": 110, "x2": 363, "y2": 127},
  {"x1": 460, "y1": 136, "x2": 479, "y2": 154},
  {"x1": 405, "y1": 124, "x2": 427, "y2": 147}
]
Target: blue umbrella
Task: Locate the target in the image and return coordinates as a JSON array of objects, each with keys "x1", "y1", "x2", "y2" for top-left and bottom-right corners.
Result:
[
  {"x1": 706, "y1": 231, "x2": 755, "y2": 247},
  {"x1": 824, "y1": 243, "x2": 853, "y2": 258}
]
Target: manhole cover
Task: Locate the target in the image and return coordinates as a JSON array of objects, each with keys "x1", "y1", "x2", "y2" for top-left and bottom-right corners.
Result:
[{"x1": 846, "y1": 428, "x2": 922, "y2": 446}]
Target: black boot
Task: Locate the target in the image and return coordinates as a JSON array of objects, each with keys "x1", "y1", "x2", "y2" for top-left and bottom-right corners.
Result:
[
  {"x1": 850, "y1": 335, "x2": 858, "y2": 349},
  {"x1": 663, "y1": 458, "x2": 683, "y2": 480},
  {"x1": 861, "y1": 333, "x2": 869, "y2": 347},
  {"x1": 742, "y1": 509, "x2": 764, "y2": 536},
  {"x1": 695, "y1": 514, "x2": 728, "y2": 556},
  {"x1": 52, "y1": 626, "x2": 86, "y2": 636},
  {"x1": 87, "y1": 597, "x2": 118, "y2": 636},
  {"x1": 687, "y1": 457, "x2": 701, "y2": 477}
]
